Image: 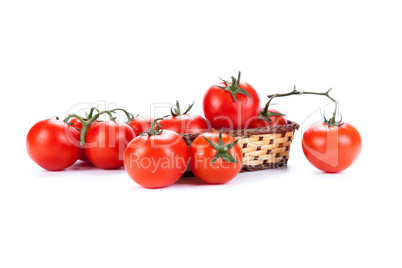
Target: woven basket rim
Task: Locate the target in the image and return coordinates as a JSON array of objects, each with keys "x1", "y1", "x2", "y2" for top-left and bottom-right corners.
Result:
[{"x1": 180, "y1": 120, "x2": 300, "y2": 139}]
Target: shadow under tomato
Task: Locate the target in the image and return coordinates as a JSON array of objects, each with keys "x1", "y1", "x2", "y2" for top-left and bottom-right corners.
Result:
[
  {"x1": 308, "y1": 169, "x2": 350, "y2": 178},
  {"x1": 69, "y1": 160, "x2": 98, "y2": 171},
  {"x1": 69, "y1": 160, "x2": 126, "y2": 174},
  {"x1": 240, "y1": 165, "x2": 289, "y2": 174},
  {"x1": 129, "y1": 177, "x2": 208, "y2": 190},
  {"x1": 175, "y1": 176, "x2": 207, "y2": 186},
  {"x1": 31, "y1": 160, "x2": 95, "y2": 175}
]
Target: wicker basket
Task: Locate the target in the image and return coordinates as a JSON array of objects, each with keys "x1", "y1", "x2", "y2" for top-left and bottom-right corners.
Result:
[{"x1": 180, "y1": 120, "x2": 300, "y2": 176}]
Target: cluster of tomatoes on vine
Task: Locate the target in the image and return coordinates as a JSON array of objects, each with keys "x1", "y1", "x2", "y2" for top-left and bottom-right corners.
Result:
[{"x1": 27, "y1": 71, "x2": 362, "y2": 189}]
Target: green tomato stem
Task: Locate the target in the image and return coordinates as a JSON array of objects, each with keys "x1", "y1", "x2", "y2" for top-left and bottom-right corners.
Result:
[
  {"x1": 63, "y1": 110, "x2": 115, "y2": 145},
  {"x1": 202, "y1": 129, "x2": 239, "y2": 166},
  {"x1": 87, "y1": 107, "x2": 100, "y2": 118},
  {"x1": 141, "y1": 117, "x2": 167, "y2": 136},
  {"x1": 170, "y1": 101, "x2": 195, "y2": 116},
  {"x1": 109, "y1": 108, "x2": 134, "y2": 124},
  {"x1": 266, "y1": 85, "x2": 341, "y2": 126},
  {"x1": 216, "y1": 71, "x2": 252, "y2": 102}
]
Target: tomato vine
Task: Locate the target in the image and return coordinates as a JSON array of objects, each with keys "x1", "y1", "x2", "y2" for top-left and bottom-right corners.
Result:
[
  {"x1": 63, "y1": 108, "x2": 134, "y2": 145},
  {"x1": 266, "y1": 85, "x2": 341, "y2": 126}
]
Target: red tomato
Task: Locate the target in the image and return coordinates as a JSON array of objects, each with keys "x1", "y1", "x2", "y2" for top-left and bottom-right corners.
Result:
[
  {"x1": 159, "y1": 114, "x2": 210, "y2": 134},
  {"x1": 189, "y1": 131, "x2": 243, "y2": 184},
  {"x1": 124, "y1": 129, "x2": 189, "y2": 188},
  {"x1": 26, "y1": 118, "x2": 81, "y2": 171},
  {"x1": 203, "y1": 72, "x2": 260, "y2": 129},
  {"x1": 250, "y1": 109, "x2": 288, "y2": 128},
  {"x1": 302, "y1": 122, "x2": 362, "y2": 173},
  {"x1": 129, "y1": 115, "x2": 154, "y2": 135},
  {"x1": 85, "y1": 121, "x2": 136, "y2": 169}
]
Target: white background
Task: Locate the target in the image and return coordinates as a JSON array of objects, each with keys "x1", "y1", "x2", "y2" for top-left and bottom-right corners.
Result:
[{"x1": 1, "y1": 1, "x2": 401, "y2": 267}]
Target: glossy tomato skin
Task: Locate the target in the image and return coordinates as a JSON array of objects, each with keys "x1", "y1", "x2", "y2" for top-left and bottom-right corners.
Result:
[
  {"x1": 85, "y1": 121, "x2": 136, "y2": 169},
  {"x1": 26, "y1": 119, "x2": 81, "y2": 171},
  {"x1": 159, "y1": 114, "x2": 210, "y2": 134},
  {"x1": 302, "y1": 122, "x2": 362, "y2": 173},
  {"x1": 250, "y1": 109, "x2": 288, "y2": 128},
  {"x1": 203, "y1": 82, "x2": 260, "y2": 129},
  {"x1": 129, "y1": 115, "x2": 154, "y2": 135},
  {"x1": 124, "y1": 130, "x2": 189, "y2": 188},
  {"x1": 189, "y1": 132, "x2": 243, "y2": 184}
]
